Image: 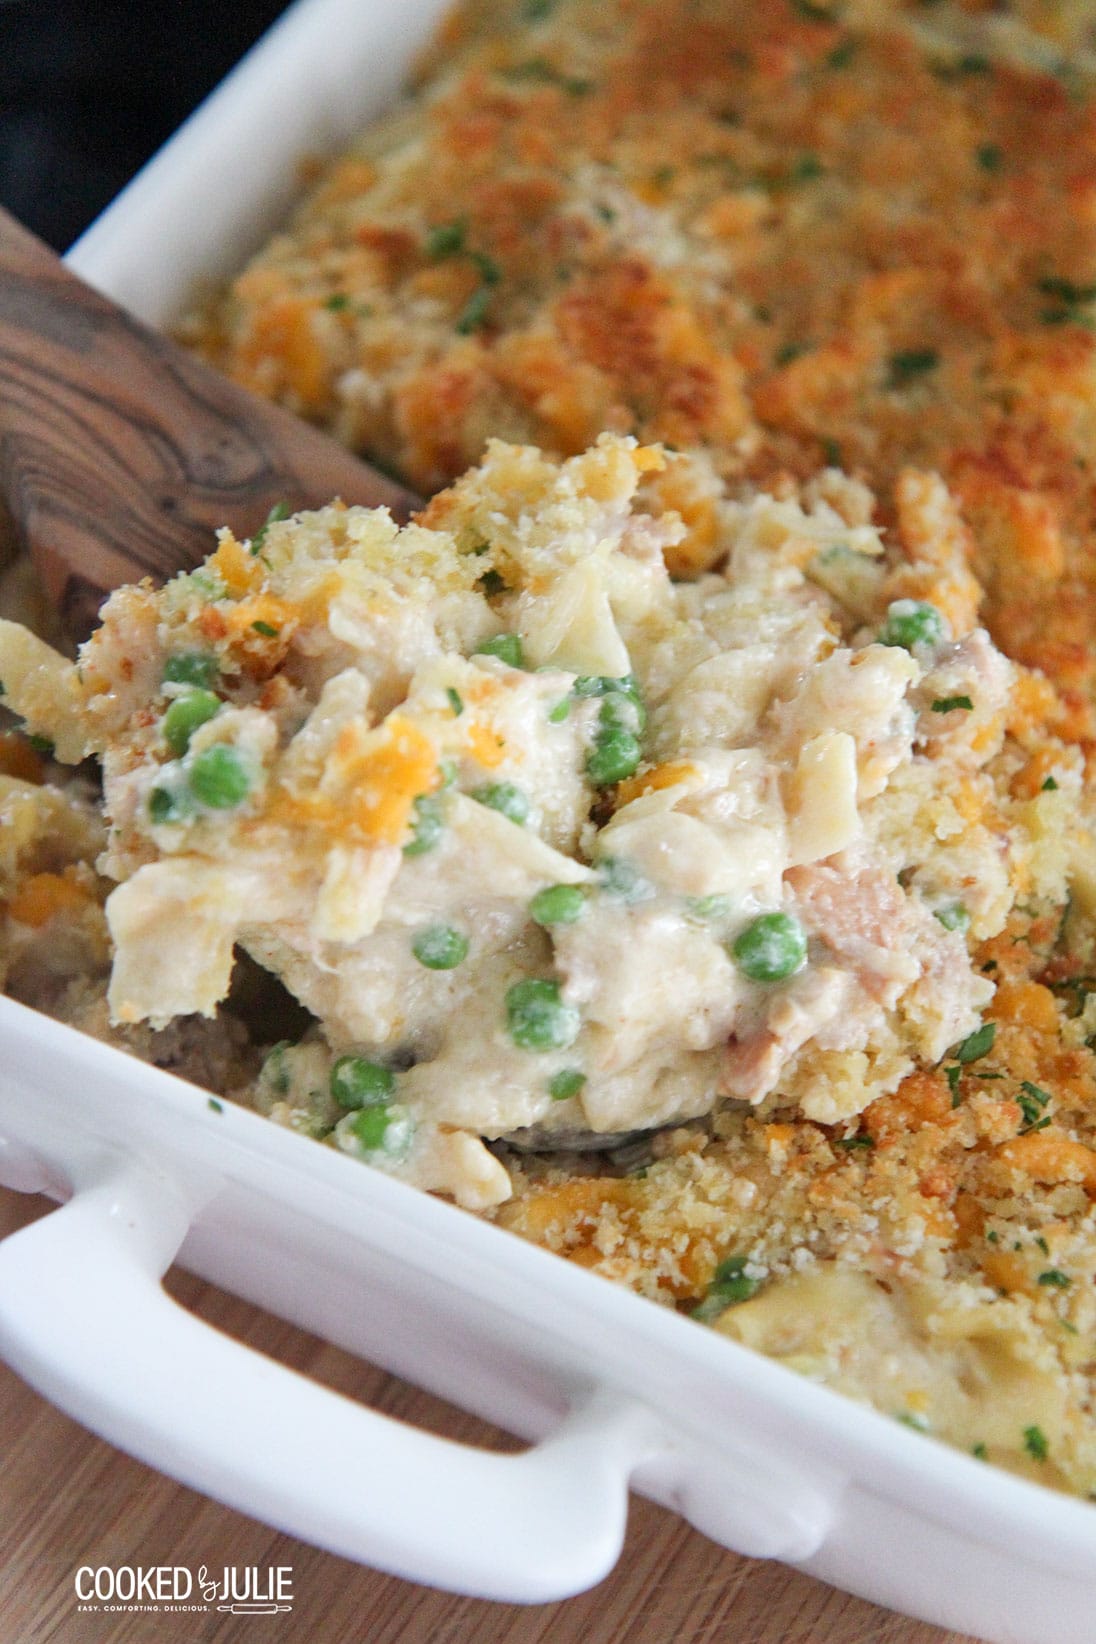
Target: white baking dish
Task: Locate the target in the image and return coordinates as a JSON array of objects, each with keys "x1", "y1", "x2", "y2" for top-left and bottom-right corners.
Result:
[{"x1": 0, "y1": 1, "x2": 1089, "y2": 1636}]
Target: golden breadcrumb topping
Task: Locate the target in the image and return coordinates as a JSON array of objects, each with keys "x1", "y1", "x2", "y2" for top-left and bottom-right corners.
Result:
[{"x1": 189, "y1": 0, "x2": 1096, "y2": 748}]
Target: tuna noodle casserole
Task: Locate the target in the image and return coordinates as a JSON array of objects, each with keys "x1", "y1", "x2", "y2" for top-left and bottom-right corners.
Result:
[{"x1": 4, "y1": 0, "x2": 1096, "y2": 1498}]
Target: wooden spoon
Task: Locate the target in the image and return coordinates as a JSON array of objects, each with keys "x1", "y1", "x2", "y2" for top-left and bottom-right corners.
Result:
[{"x1": 0, "y1": 207, "x2": 421, "y2": 640}]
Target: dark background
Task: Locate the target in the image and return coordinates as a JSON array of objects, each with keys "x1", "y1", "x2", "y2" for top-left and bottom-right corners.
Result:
[{"x1": 0, "y1": 0, "x2": 290, "y2": 251}]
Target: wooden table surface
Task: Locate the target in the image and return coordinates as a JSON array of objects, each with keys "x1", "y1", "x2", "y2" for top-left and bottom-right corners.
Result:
[{"x1": 0, "y1": 1186, "x2": 981, "y2": 1644}]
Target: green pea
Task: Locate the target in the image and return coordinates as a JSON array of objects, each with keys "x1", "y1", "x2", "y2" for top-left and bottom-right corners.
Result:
[
  {"x1": 572, "y1": 674, "x2": 637, "y2": 699},
  {"x1": 685, "y1": 893, "x2": 733, "y2": 922},
  {"x1": 330, "y1": 1056, "x2": 395, "y2": 1109},
  {"x1": 530, "y1": 884, "x2": 587, "y2": 926},
  {"x1": 596, "y1": 857, "x2": 654, "y2": 903},
  {"x1": 586, "y1": 727, "x2": 642, "y2": 786},
  {"x1": 412, "y1": 924, "x2": 470, "y2": 969},
  {"x1": 878, "y1": 599, "x2": 946, "y2": 651},
  {"x1": 574, "y1": 675, "x2": 647, "y2": 729},
  {"x1": 549, "y1": 1067, "x2": 586, "y2": 1100},
  {"x1": 584, "y1": 680, "x2": 645, "y2": 787},
  {"x1": 187, "y1": 744, "x2": 252, "y2": 809},
  {"x1": 346, "y1": 1102, "x2": 414, "y2": 1157},
  {"x1": 162, "y1": 650, "x2": 219, "y2": 688},
  {"x1": 505, "y1": 978, "x2": 580, "y2": 1051},
  {"x1": 935, "y1": 903, "x2": 970, "y2": 933},
  {"x1": 474, "y1": 633, "x2": 524, "y2": 668},
  {"x1": 148, "y1": 779, "x2": 195, "y2": 825},
  {"x1": 162, "y1": 688, "x2": 221, "y2": 755},
  {"x1": 403, "y1": 792, "x2": 445, "y2": 856},
  {"x1": 731, "y1": 912, "x2": 808, "y2": 983},
  {"x1": 262, "y1": 1042, "x2": 292, "y2": 1095},
  {"x1": 472, "y1": 782, "x2": 530, "y2": 825},
  {"x1": 598, "y1": 690, "x2": 646, "y2": 735}
]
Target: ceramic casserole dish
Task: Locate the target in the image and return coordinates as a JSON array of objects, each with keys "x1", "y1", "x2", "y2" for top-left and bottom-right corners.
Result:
[{"x1": 0, "y1": 1, "x2": 1092, "y2": 1637}]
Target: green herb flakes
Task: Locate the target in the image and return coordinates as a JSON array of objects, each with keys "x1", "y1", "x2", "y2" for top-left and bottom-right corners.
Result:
[
  {"x1": 1017, "y1": 1080, "x2": 1052, "y2": 1132},
  {"x1": 456, "y1": 285, "x2": 493, "y2": 335},
  {"x1": 250, "y1": 500, "x2": 290, "y2": 554},
  {"x1": 692, "y1": 1254, "x2": 761, "y2": 1322},
  {"x1": 549, "y1": 1067, "x2": 586, "y2": 1101},
  {"x1": 954, "y1": 1021, "x2": 996, "y2": 1063},
  {"x1": 425, "y1": 219, "x2": 468, "y2": 259},
  {"x1": 1023, "y1": 1424, "x2": 1049, "y2": 1462},
  {"x1": 888, "y1": 349, "x2": 940, "y2": 388}
]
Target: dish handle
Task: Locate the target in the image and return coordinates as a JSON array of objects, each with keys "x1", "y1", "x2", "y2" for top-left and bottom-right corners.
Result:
[{"x1": 0, "y1": 1155, "x2": 665, "y2": 1601}]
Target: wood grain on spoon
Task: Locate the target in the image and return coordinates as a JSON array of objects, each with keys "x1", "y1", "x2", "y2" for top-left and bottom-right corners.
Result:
[{"x1": 0, "y1": 206, "x2": 421, "y2": 640}]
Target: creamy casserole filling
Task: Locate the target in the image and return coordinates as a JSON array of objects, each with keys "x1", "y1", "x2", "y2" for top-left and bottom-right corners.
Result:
[{"x1": 0, "y1": 436, "x2": 1076, "y2": 1205}]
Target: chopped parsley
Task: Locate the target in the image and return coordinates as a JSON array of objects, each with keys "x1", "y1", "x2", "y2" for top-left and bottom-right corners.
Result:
[
  {"x1": 1037, "y1": 1269, "x2": 1071, "y2": 1289},
  {"x1": 470, "y1": 249, "x2": 501, "y2": 286},
  {"x1": 834, "y1": 1133, "x2": 874, "y2": 1150},
  {"x1": 692, "y1": 1254, "x2": 761, "y2": 1322},
  {"x1": 1017, "y1": 1080, "x2": 1052, "y2": 1133},
  {"x1": 972, "y1": 1442, "x2": 988, "y2": 1460},
  {"x1": 1037, "y1": 275, "x2": 1096, "y2": 306},
  {"x1": 775, "y1": 340, "x2": 812, "y2": 366},
  {"x1": 1042, "y1": 775, "x2": 1059, "y2": 791},
  {"x1": 1022, "y1": 1424, "x2": 1049, "y2": 1462},
  {"x1": 456, "y1": 285, "x2": 493, "y2": 335},
  {"x1": 251, "y1": 620, "x2": 279, "y2": 637},
  {"x1": 791, "y1": 0, "x2": 835, "y2": 19},
  {"x1": 888, "y1": 349, "x2": 940, "y2": 388},
  {"x1": 549, "y1": 1067, "x2": 586, "y2": 1101},
  {"x1": 946, "y1": 1064, "x2": 963, "y2": 1106},
  {"x1": 323, "y1": 292, "x2": 351, "y2": 311},
  {"x1": 791, "y1": 152, "x2": 824, "y2": 183},
  {"x1": 931, "y1": 695, "x2": 973, "y2": 713},
  {"x1": 976, "y1": 144, "x2": 1003, "y2": 172},
  {"x1": 1037, "y1": 275, "x2": 1096, "y2": 329},
  {"x1": 953, "y1": 1025, "x2": 999, "y2": 1065},
  {"x1": 505, "y1": 58, "x2": 592, "y2": 95},
  {"x1": 250, "y1": 500, "x2": 290, "y2": 554},
  {"x1": 827, "y1": 39, "x2": 857, "y2": 69},
  {"x1": 446, "y1": 687, "x2": 464, "y2": 717},
  {"x1": 896, "y1": 1411, "x2": 929, "y2": 1432},
  {"x1": 822, "y1": 437, "x2": 842, "y2": 466},
  {"x1": 425, "y1": 219, "x2": 468, "y2": 260},
  {"x1": 954, "y1": 1021, "x2": 996, "y2": 1063},
  {"x1": 208, "y1": 1097, "x2": 224, "y2": 1113}
]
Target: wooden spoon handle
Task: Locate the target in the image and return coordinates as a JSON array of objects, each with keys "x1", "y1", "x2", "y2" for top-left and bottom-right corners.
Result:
[{"x1": 0, "y1": 207, "x2": 420, "y2": 638}]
